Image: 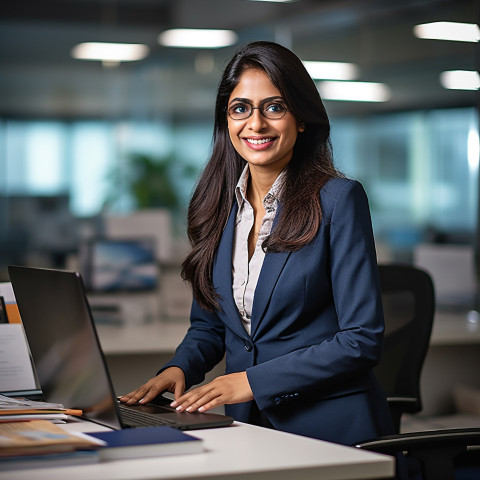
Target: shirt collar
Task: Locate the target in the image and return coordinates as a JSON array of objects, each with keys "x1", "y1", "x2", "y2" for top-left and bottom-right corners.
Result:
[
  {"x1": 235, "y1": 164, "x2": 250, "y2": 208},
  {"x1": 235, "y1": 164, "x2": 286, "y2": 209}
]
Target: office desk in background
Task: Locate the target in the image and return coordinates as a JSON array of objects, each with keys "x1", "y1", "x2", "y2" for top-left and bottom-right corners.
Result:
[
  {"x1": 96, "y1": 309, "x2": 480, "y2": 352},
  {"x1": 1, "y1": 420, "x2": 394, "y2": 480},
  {"x1": 97, "y1": 319, "x2": 195, "y2": 396},
  {"x1": 95, "y1": 310, "x2": 480, "y2": 416},
  {"x1": 420, "y1": 309, "x2": 480, "y2": 416},
  {"x1": 430, "y1": 310, "x2": 480, "y2": 346}
]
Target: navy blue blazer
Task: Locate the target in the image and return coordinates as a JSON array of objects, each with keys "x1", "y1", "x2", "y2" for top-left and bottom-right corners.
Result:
[{"x1": 162, "y1": 177, "x2": 394, "y2": 445}]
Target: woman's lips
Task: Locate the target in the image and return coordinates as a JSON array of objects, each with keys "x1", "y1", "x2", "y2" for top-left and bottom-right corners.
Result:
[{"x1": 242, "y1": 137, "x2": 276, "y2": 150}]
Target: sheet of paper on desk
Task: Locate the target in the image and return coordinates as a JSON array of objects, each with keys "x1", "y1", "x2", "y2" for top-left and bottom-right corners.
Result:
[
  {"x1": 0, "y1": 394, "x2": 63, "y2": 410},
  {"x1": 0, "y1": 414, "x2": 69, "y2": 423},
  {"x1": 0, "y1": 395, "x2": 82, "y2": 422},
  {"x1": 0, "y1": 324, "x2": 36, "y2": 391},
  {"x1": 0, "y1": 282, "x2": 37, "y2": 393}
]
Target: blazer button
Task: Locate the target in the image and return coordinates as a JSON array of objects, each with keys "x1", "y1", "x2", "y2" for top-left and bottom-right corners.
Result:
[{"x1": 244, "y1": 342, "x2": 253, "y2": 352}]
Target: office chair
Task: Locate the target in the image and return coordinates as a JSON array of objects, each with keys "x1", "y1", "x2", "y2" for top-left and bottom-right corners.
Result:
[
  {"x1": 374, "y1": 263, "x2": 435, "y2": 434},
  {"x1": 356, "y1": 263, "x2": 480, "y2": 480}
]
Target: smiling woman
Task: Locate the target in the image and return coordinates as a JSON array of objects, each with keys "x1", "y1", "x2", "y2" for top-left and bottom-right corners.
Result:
[
  {"x1": 226, "y1": 69, "x2": 304, "y2": 175},
  {"x1": 120, "y1": 41, "x2": 396, "y2": 452}
]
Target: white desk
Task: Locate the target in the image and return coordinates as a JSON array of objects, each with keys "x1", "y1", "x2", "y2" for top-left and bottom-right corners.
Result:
[{"x1": 1, "y1": 420, "x2": 394, "y2": 480}]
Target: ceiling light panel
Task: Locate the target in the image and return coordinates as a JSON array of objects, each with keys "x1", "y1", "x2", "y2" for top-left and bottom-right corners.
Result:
[
  {"x1": 440, "y1": 70, "x2": 480, "y2": 90},
  {"x1": 158, "y1": 29, "x2": 238, "y2": 48},
  {"x1": 71, "y1": 43, "x2": 149, "y2": 62},
  {"x1": 248, "y1": 0, "x2": 300, "y2": 3},
  {"x1": 413, "y1": 22, "x2": 480, "y2": 43},
  {"x1": 303, "y1": 61, "x2": 359, "y2": 80},
  {"x1": 318, "y1": 81, "x2": 391, "y2": 102}
]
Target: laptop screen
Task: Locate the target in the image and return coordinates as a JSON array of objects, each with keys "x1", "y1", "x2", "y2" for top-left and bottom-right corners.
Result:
[{"x1": 8, "y1": 266, "x2": 122, "y2": 429}]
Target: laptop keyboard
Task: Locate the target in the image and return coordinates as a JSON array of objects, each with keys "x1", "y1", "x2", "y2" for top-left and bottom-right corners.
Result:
[{"x1": 118, "y1": 403, "x2": 177, "y2": 428}]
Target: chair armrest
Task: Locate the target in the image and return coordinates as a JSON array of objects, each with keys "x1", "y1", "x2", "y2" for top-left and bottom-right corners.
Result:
[
  {"x1": 387, "y1": 395, "x2": 420, "y2": 412},
  {"x1": 356, "y1": 428, "x2": 480, "y2": 453}
]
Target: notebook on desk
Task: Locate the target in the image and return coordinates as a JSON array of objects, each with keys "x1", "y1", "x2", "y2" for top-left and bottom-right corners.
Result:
[{"x1": 8, "y1": 265, "x2": 234, "y2": 431}]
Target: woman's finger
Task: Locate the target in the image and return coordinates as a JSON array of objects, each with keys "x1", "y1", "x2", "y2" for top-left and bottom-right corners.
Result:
[{"x1": 185, "y1": 389, "x2": 222, "y2": 412}]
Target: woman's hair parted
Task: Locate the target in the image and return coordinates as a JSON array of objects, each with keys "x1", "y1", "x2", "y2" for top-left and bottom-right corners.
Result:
[{"x1": 181, "y1": 41, "x2": 340, "y2": 311}]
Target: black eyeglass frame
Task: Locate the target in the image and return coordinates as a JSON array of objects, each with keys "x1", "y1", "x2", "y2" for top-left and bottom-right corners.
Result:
[{"x1": 227, "y1": 100, "x2": 290, "y2": 121}]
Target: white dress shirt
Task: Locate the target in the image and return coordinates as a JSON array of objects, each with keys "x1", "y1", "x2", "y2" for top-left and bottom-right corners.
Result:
[{"x1": 232, "y1": 165, "x2": 285, "y2": 335}]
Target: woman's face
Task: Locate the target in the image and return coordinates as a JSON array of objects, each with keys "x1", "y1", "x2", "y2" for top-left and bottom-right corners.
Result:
[{"x1": 227, "y1": 68, "x2": 304, "y2": 173}]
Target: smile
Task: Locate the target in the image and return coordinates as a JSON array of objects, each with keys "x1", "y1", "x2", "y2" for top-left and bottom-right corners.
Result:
[{"x1": 246, "y1": 137, "x2": 273, "y2": 145}]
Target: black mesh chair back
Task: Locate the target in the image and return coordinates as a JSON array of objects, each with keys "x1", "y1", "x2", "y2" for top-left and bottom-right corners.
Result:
[
  {"x1": 360, "y1": 265, "x2": 480, "y2": 480},
  {"x1": 375, "y1": 263, "x2": 435, "y2": 433}
]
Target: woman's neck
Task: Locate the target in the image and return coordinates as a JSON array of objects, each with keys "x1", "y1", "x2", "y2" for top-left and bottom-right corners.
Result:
[{"x1": 247, "y1": 166, "x2": 281, "y2": 206}]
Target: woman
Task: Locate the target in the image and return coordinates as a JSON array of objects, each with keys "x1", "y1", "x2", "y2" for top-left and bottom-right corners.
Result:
[{"x1": 120, "y1": 41, "x2": 394, "y2": 446}]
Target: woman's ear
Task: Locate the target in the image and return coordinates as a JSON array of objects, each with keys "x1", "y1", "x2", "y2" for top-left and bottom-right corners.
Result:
[{"x1": 298, "y1": 122, "x2": 306, "y2": 132}]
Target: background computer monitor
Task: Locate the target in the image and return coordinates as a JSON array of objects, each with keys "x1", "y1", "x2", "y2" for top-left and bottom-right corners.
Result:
[{"x1": 82, "y1": 237, "x2": 158, "y2": 293}]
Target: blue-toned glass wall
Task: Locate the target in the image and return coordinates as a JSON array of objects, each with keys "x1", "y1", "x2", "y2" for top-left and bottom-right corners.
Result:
[
  {"x1": 331, "y1": 107, "x2": 478, "y2": 258},
  {"x1": 0, "y1": 119, "x2": 211, "y2": 216},
  {"x1": 0, "y1": 107, "x2": 477, "y2": 265}
]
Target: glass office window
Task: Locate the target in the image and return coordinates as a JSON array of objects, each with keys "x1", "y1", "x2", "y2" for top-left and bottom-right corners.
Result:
[
  {"x1": 0, "y1": 107, "x2": 477, "y2": 260},
  {"x1": 331, "y1": 107, "x2": 478, "y2": 253},
  {"x1": 426, "y1": 108, "x2": 478, "y2": 232},
  {"x1": 70, "y1": 122, "x2": 115, "y2": 216},
  {"x1": 171, "y1": 122, "x2": 212, "y2": 207},
  {"x1": 3, "y1": 121, "x2": 67, "y2": 194}
]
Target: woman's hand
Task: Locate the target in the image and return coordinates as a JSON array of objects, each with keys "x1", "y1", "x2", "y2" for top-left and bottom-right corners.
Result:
[
  {"x1": 119, "y1": 366, "x2": 185, "y2": 405},
  {"x1": 170, "y1": 372, "x2": 253, "y2": 413}
]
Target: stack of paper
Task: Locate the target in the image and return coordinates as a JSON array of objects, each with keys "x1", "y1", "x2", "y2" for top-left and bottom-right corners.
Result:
[{"x1": 0, "y1": 395, "x2": 83, "y2": 422}]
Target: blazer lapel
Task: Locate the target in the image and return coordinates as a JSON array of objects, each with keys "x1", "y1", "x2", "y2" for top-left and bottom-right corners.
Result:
[
  {"x1": 250, "y1": 249, "x2": 291, "y2": 338},
  {"x1": 250, "y1": 204, "x2": 291, "y2": 338}
]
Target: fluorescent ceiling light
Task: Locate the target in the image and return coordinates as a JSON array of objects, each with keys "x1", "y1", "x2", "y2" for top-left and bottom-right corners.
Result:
[
  {"x1": 440, "y1": 70, "x2": 480, "y2": 90},
  {"x1": 248, "y1": 0, "x2": 300, "y2": 3},
  {"x1": 71, "y1": 42, "x2": 149, "y2": 62},
  {"x1": 318, "y1": 81, "x2": 391, "y2": 102},
  {"x1": 413, "y1": 22, "x2": 480, "y2": 43},
  {"x1": 303, "y1": 61, "x2": 358, "y2": 80},
  {"x1": 158, "y1": 29, "x2": 238, "y2": 48}
]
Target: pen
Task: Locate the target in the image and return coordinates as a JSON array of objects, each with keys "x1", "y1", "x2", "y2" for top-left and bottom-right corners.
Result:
[{"x1": 63, "y1": 409, "x2": 83, "y2": 416}]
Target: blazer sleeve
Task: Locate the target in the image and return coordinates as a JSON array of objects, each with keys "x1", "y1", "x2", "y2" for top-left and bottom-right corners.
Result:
[
  {"x1": 159, "y1": 299, "x2": 226, "y2": 389},
  {"x1": 246, "y1": 180, "x2": 384, "y2": 410}
]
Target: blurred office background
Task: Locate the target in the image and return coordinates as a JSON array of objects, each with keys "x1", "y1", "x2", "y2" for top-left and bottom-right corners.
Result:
[
  {"x1": 0, "y1": 0, "x2": 478, "y2": 306},
  {"x1": 2, "y1": 2, "x2": 480, "y2": 454}
]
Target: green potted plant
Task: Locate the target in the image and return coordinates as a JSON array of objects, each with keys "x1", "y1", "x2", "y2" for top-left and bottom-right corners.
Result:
[{"x1": 105, "y1": 153, "x2": 198, "y2": 214}]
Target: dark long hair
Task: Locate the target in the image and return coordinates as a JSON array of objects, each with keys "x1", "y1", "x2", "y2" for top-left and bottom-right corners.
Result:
[{"x1": 182, "y1": 41, "x2": 339, "y2": 311}]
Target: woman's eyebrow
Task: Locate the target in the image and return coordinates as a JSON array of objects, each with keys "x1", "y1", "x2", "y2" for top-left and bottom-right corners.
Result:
[
  {"x1": 229, "y1": 95, "x2": 284, "y2": 106},
  {"x1": 229, "y1": 97, "x2": 251, "y2": 105}
]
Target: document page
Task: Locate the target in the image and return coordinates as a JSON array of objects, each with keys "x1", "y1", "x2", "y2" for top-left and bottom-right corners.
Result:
[
  {"x1": 0, "y1": 282, "x2": 37, "y2": 392},
  {"x1": 0, "y1": 323, "x2": 37, "y2": 391}
]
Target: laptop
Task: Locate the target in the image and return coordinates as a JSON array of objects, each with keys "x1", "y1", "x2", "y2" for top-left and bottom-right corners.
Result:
[{"x1": 8, "y1": 265, "x2": 234, "y2": 431}]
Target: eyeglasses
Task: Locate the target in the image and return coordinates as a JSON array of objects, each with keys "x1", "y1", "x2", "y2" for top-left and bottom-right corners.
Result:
[{"x1": 227, "y1": 100, "x2": 289, "y2": 120}]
